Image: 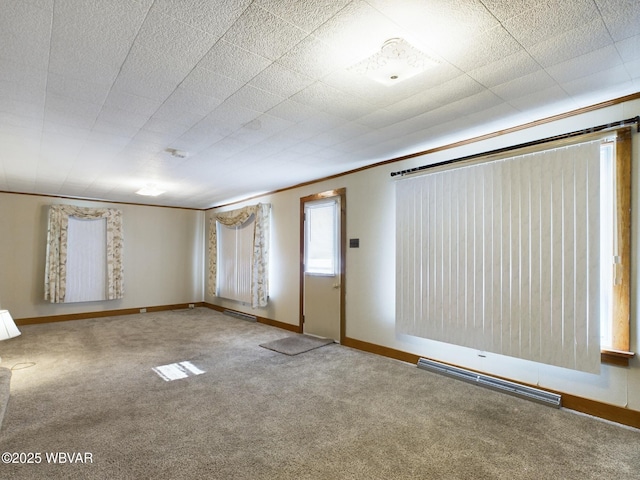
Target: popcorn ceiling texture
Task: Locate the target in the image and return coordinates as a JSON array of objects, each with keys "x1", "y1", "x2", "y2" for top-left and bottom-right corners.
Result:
[{"x1": 0, "y1": 0, "x2": 639, "y2": 208}]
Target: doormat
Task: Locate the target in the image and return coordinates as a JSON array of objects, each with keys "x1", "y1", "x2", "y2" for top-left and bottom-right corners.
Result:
[
  {"x1": 259, "y1": 334, "x2": 333, "y2": 356},
  {"x1": 153, "y1": 361, "x2": 205, "y2": 381}
]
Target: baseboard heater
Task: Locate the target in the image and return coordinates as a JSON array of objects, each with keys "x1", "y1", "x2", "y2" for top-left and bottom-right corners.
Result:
[
  {"x1": 223, "y1": 309, "x2": 257, "y2": 322},
  {"x1": 417, "y1": 358, "x2": 562, "y2": 408}
]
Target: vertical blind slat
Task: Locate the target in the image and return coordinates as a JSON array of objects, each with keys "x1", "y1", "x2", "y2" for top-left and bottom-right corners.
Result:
[{"x1": 587, "y1": 150, "x2": 602, "y2": 371}]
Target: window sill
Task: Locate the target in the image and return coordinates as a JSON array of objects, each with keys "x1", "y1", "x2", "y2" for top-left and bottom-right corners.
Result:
[{"x1": 601, "y1": 349, "x2": 635, "y2": 367}]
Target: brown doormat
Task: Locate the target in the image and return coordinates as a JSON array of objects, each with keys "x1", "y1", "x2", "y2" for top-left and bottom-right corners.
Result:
[{"x1": 259, "y1": 334, "x2": 334, "y2": 355}]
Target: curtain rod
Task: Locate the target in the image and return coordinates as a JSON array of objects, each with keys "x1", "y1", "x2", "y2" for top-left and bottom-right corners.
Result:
[{"x1": 390, "y1": 115, "x2": 640, "y2": 178}]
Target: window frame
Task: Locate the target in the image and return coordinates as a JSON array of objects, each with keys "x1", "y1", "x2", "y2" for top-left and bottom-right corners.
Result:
[
  {"x1": 44, "y1": 205, "x2": 124, "y2": 303},
  {"x1": 601, "y1": 127, "x2": 633, "y2": 365},
  {"x1": 304, "y1": 198, "x2": 340, "y2": 277},
  {"x1": 65, "y1": 215, "x2": 108, "y2": 303},
  {"x1": 207, "y1": 203, "x2": 271, "y2": 309}
]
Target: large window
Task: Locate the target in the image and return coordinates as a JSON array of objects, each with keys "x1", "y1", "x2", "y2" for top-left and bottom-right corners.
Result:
[
  {"x1": 396, "y1": 129, "x2": 632, "y2": 372},
  {"x1": 208, "y1": 203, "x2": 271, "y2": 309},
  {"x1": 65, "y1": 216, "x2": 108, "y2": 302},
  {"x1": 44, "y1": 205, "x2": 124, "y2": 303}
]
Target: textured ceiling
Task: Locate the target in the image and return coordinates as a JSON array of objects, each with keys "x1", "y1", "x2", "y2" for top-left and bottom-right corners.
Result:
[{"x1": 1, "y1": 0, "x2": 639, "y2": 208}]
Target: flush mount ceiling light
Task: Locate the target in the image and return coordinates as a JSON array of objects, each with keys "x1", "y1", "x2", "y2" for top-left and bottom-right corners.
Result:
[
  {"x1": 348, "y1": 37, "x2": 438, "y2": 86},
  {"x1": 136, "y1": 184, "x2": 166, "y2": 197}
]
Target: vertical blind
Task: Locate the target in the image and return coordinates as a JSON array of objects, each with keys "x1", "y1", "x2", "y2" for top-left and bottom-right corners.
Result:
[
  {"x1": 217, "y1": 219, "x2": 254, "y2": 304},
  {"x1": 65, "y1": 216, "x2": 107, "y2": 302},
  {"x1": 396, "y1": 140, "x2": 603, "y2": 373}
]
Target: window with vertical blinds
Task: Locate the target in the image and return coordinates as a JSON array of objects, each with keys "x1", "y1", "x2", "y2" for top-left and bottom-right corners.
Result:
[
  {"x1": 65, "y1": 216, "x2": 107, "y2": 302},
  {"x1": 45, "y1": 205, "x2": 124, "y2": 304},
  {"x1": 217, "y1": 218, "x2": 254, "y2": 305},
  {"x1": 396, "y1": 139, "x2": 604, "y2": 373},
  {"x1": 208, "y1": 203, "x2": 271, "y2": 308}
]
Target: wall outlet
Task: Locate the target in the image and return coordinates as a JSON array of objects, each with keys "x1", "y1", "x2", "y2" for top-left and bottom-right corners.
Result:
[
  {"x1": 188, "y1": 304, "x2": 195, "y2": 309},
  {"x1": 140, "y1": 308, "x2": 146, "y2": 313}
]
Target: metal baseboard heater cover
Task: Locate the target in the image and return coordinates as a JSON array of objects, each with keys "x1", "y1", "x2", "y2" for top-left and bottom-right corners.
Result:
[
  {"x1": 417, "y1": 358, "x2": 562, "y2": 408},
  {"x1": 223, "y1": 309, "x2": 257, "y2": 322}
]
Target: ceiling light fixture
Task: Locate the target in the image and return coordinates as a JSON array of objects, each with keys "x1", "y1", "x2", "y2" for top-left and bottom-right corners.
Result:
[
  {"x1": 136, "y1": 184, "x2": 166, "y2": 197},
  {"x1": 349, "y1": 37, "x2": 438, "y2": 86}
]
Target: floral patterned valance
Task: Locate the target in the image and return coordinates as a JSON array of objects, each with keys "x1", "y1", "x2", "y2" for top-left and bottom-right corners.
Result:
[
  {"x1": 44, "y1": 205, "x2": 124, "y2": 303},
  {"x1": 208, "y1": 203, "x2": 270, "y2": 308}
]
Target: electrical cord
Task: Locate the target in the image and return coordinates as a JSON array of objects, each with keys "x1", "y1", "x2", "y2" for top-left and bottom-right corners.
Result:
[{"x1": 10, "y1": 362, "x2": 36, "y2": 371}]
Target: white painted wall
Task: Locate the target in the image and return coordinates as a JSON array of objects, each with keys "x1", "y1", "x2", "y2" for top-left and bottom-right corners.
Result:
[
  {"x1": 0, "y1": 193, "x2": 205, "y2": 319},
  {"x1": 206, "y1": 98, "x2": 640, "y2": 411}
]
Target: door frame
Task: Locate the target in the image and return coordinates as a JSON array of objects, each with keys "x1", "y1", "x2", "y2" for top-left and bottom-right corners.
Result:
[{"x1": 299, "y1": 188, "x2": 346, "y2": 341}]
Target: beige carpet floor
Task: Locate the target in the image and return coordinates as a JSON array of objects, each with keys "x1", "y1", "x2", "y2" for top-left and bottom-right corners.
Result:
[{"x1": 0, "y1": 308, "x2": 638, "y2": 479}]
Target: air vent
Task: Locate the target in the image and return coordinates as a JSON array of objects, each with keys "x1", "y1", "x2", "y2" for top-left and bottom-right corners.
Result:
[
  {"x1": 223, "y1": 309, "x2": 257, "y2": 322},
  {"x1": 417, "y1": 358, "x2": 562, "y2": 408}
]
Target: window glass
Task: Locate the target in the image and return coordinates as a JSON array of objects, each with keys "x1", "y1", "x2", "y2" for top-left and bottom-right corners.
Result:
[
  {"x1": 217, "y1": 218, "x2": 253, "y2": 304},
  {"x1": 305, "y1": 200, "x2": 338, "y2": 275},
  {"x1": 65, "y1": 216, "x2": 107, "y2": 302},
  {"x1": 600, "y1": 142, "x2": 614, "y2": 348}
]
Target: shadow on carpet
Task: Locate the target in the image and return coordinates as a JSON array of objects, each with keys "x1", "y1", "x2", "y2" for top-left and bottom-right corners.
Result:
[{"x1": 259, "y1": 334, "x2": 333, "y2": 355}]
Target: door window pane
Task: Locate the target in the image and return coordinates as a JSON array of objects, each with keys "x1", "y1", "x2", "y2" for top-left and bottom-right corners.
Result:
[{"x1": 305, "y1": 200, "x2": 338, "y2": 275}]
